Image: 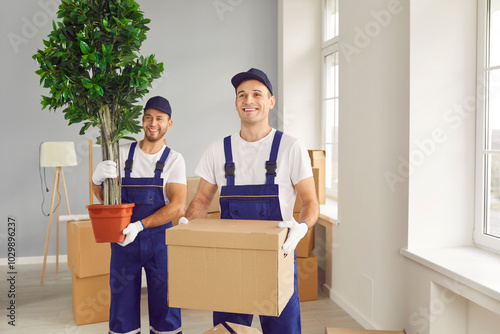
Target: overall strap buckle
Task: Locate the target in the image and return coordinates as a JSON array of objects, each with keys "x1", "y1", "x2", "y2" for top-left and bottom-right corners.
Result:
[
  {"x1": 125, "y1": 160, "x2": 133, "y2": 172},
  {"x1": 155, "y1": 161, "x2": 165, "y2": 173},
  {"x1": 124, "y1": 142, "x2": 138, "y2": 178},
  {"x1": 225, "y1": 162, "x2": 235, "y2": 178},
  {"x1": 265, "y1": 161, "x2": 277, "y2": 176}
]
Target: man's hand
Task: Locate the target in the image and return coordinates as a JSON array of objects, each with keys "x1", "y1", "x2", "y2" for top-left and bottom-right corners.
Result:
[
  {"x1": 118, "y1": 221, "x2": 144, "y2": 247},
  {"x1": 92, "y1": 160, "x2": 118, "y2": 186},
  {"x1": 178, "y1": 217, "x2": 189, "y2": 225},
  {"x1": 278, "y1": 220, "x2": 309, "y2": 255}
]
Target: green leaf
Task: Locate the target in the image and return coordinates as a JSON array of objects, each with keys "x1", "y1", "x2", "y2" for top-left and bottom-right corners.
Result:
[
  {"x1": 82, "y1": 78, "x2": 93, "y2": 89},
  {"x1": 79, "y1": 122, "x2": 92, "y2": 135},
  {"x1": 94, "y1": 85, "x2": 104, "y2": 96},
  {"x1": 80, "y1": 40, "x2": 90, "y2": 55}
]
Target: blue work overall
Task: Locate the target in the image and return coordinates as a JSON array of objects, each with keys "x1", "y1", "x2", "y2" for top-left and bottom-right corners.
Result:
[
  {"x1": 109, "y1": 142, "x2": 181, "y2": 334},
  {"x1": 214, "y1": 130, "x2": 301, "y2": 334}
]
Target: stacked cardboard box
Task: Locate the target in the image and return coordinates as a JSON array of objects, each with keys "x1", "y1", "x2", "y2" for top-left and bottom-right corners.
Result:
[
  {"x1": 294, "y1": 149, "x2": 325, "y2": 302},
  {"x1": 166, "y1": 218, "x2": 294, "y2": 317},
  {"x1": 172, "y1": 177, "x2": 220, "y2": 225},
  {"x1": 309, "y1": 150, "x2": 326, "y2": 204},
  {"x1": 67, "y1": 220, "x2": 111, "y2": 325}
]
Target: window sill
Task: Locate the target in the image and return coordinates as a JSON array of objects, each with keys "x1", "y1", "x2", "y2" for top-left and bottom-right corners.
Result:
[
  {"x1": 401, "y1": 246, "x2": 500, "y2": 303},
  {"x1": 319, "y1": 197, "x2": 339, "y2": 225}
]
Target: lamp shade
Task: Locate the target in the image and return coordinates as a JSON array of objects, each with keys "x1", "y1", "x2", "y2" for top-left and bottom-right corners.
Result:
[{"x1": 40, "y1": 142, "x2": 78, "y2": 167}]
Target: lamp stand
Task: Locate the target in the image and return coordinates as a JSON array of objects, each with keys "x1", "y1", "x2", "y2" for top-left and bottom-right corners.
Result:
[{"x1": 41, "y1": 166, "x2": 71, "y2": 283}]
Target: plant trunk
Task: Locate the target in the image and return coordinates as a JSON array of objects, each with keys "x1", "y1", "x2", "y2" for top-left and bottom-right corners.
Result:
[{"x1": 100, "y1": 104, "x2": 121, "y2": 205}]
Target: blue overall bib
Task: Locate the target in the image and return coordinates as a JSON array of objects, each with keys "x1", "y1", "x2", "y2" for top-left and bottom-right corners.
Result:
[
  {"x1": 214, "y1": 130, "x2": 301, "y2": 334},
  {"x1": 109, "y1": 142, "x2": 181, "y2": 334}
]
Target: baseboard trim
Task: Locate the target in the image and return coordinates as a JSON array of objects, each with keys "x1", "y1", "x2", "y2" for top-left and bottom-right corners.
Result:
[
  {"x1": 329, "y1": 289, "x2": 378, "y2": 330},
  {"x1": 1, "y1": 255, "x2": 68, "y2": 266},
  {"x1": 1, "y1": 255, "x2": 148, "y2": 287}
]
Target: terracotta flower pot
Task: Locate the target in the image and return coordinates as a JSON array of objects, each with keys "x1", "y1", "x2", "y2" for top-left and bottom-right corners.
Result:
[{"x1": 86, "y1": 203, "x2": 135, "y2": 243}]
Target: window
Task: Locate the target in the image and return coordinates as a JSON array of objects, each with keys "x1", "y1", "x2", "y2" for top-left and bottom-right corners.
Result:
[
  {"x1": 323, "y1": 0, "x2": 339, "y2": 199},
  {"x1": 476, "y1": 0, "x2": 500, "y2": 251}
]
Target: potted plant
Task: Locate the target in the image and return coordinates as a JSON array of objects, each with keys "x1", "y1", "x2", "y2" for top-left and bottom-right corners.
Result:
[{"x1": 33, "y1": 0, "x2": 164, "y2": 241}]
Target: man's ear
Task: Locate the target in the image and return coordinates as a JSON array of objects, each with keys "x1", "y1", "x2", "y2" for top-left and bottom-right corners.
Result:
[{"x1": 269, "y1": 95, "x2": 276, "y2": 109}]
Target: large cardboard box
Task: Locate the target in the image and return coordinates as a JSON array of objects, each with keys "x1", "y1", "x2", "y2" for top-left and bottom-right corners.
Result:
[
  {"x1": 71, "y1": 272, "x2": 110, "y2": 325},
  {"x1": 293, "y1": 212, "x2": 315, "y2": 258},
  {"x1": 204, "y1": 322, "x2": 262, "y2": 334},
  {"x1": 325, "y1": 329, "x2": 406, "y2": 334},
  {"x1": 297, "y1": 254, "x2": 318, "y2": 302},
  {"x1": 166, "y1": 218, "x2": 294, "y2": 317},
  {"x1": 67, "y1": 220, "x2": 110, "y2": 277},
  {"x1": 308, "y1": 150, "x2": 326, "y2": 204}
]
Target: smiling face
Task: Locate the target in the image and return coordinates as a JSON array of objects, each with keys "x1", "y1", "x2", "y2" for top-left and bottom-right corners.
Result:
[
  {"x1": 235, "y1": 79, "x2": 275, "y2": 126},
  {"x1": 142, "y1": 108, "x2": 172, "y2": 143}
]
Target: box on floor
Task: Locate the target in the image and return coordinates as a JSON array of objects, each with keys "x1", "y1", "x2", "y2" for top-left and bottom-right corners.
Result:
[
  {"x1": 204, "y1": 322, "x2": 262, "y2": 334},
  {"x1": 325, "y1": 328, "x2": 406, "y2": 334},
  {"x1": 297, "y1": 254, "x2": 318, "y2": 302},
  {"x1": 67, "y1": 220, "x2": 111, "y2": 325},
  {"x1": 71, "y1": 272, "x2": 110, "y2": 326},
  {"x1": 166, "y1": 218, "x2": 294, "y2": 317}
]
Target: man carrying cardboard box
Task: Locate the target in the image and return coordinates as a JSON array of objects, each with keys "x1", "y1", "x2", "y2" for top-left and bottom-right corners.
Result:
[
  {"x1": 92, "y1": 96, "x2": 186, "y2": 334},
  {"x1": 180, "y1": 68, "x2": 319, "y2": 334}
]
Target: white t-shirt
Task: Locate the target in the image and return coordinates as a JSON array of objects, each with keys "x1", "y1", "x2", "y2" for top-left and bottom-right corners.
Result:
[
  {"x1": 195, "y1": 128, "x2": 312, "y2": 221},
  {"x1": 119, "y1": 142, "x2": 187, "y2": 204}
]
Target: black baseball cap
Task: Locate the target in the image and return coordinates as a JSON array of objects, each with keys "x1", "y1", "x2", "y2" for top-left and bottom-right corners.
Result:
[
  {"x1": 231, "y1": 68, "x2": 273, "y2": 96},
  {"x1": 144, "y1": 96, "x2": 172, "y2": 116}
]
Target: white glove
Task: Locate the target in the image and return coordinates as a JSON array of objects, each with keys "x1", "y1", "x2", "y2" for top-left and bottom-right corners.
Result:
[
  {"x1": 118, "y1": 221, "x2": 144, "y2": 247},
  {"x1": 92, "y1": 160, "x2": 118, "y2": 186},
  {"x1": 278, "y1": 220, "x2": 309, "y2": 255},
  {"x1": 178, "y1": 217, "x2": 189, "y2": 225}
]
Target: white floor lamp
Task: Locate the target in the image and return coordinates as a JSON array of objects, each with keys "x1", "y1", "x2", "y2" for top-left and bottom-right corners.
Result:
[{"x1": 40, "y1": 141, "x2": 77, "y2": 283}]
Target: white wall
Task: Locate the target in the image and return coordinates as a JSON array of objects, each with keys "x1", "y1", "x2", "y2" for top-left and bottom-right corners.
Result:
[
  {"x1": 329, "y1": 1, "x2": 497, "y2": 333},
  {"x1": 0, "y1": 0, "x2": 278, "y2": 258},
  {"x1": 279, "y1": 0, "x2": 322, "y2": 149},
  {"x1": 408, "y1": 0, "x2": 476, "y2": 250},
  {"x1": 333, "y1": 0, "x2": 410, "y2": 329}
]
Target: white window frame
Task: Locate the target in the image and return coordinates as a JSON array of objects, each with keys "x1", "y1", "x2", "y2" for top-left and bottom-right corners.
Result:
[
  {"x1": 322, "y1": 0, "x2": 339, "y2": 200},
  {"x1": 475, "y1": 0, "x2": 500, "y2": 252}
]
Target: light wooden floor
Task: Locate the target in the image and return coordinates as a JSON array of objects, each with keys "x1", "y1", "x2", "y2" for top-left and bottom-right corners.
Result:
[{"x1": 0, "y1": 263, "x2": 362, "y2": 333}]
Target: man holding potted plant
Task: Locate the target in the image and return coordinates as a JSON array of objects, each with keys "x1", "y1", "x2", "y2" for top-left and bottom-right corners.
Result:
[{"x1": 92, "y1": 96, "x2": 186, "y2": 334}]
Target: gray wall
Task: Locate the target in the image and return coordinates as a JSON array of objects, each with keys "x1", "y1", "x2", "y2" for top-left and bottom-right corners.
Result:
[{"x1": 0, "y1": 0, "x2": 278, "y2": 258}]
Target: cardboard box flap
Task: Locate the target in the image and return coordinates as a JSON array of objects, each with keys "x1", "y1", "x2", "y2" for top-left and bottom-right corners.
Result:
[
  {"x1": 166, "y1": 218, "x2": 286, "y2": 251},
  {"x1": 227, "y1": 322, "x2": 263, "y2": 333},
  {"x1": 204, "y1": 322, "x2": 262, "y2": 334}
]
